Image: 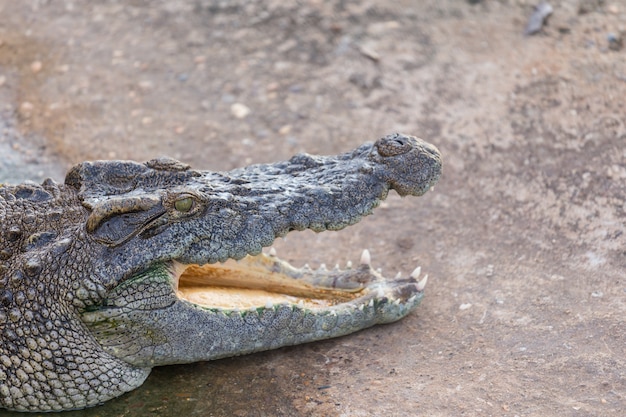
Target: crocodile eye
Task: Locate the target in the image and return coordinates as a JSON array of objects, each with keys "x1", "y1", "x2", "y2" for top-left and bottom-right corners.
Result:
[{"x1": 174, "y1": 196, "x2": 194, "y2": 212}]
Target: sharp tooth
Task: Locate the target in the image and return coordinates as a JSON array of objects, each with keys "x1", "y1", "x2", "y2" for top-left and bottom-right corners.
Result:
[
  {"x1": 360, "y1": 249, "x2": 371, "y2": 266},
  {"x1": 416, "y1": 274, "x2": 428, "y2": 291},
  {"x1": 269, "y1": 247, "x2": 277, "y2": 257},
  {"x1": 368, "y1": 299, "x2": 374, "y2": 307},
  {"x1": 376, "y1": 268, "x2": 382, "y2": 274},
  {"x1": 430, "y1": 186, "x2": 435, "y2": 192},
  {"x1": 395, "y1": 272, "x2": 402, "y2": 279},
  {"x1": 346, "y1": 260, "x2": 353, "y2": 269},
  {"x1": 319, "y1": 263, "x2": 327, "y2": 271},
  {"x1": 303, "y1": 263, "x2": 311, "y2": 270},
  {"x1": 410, "y1": 266, "x2": 422, "y2": 279},
  {"x1": 265, "y1": 300, "x2": 273, "y2": 309},
  {"x1": 408, "y1": 295, "x2": 417, "y2": 304},
  {"x1": 334, "y1": 264, "x2": 340, "y2": 271}
]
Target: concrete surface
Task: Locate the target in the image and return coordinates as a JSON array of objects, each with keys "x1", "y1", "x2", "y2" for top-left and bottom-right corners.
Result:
[{"x1": 1, "y1": 0, "x2": 624, "y2": 416}]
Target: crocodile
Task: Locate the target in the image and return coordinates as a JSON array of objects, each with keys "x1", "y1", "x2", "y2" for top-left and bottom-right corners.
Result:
[{"x1": 0, "y1": 133, "x2": 441, "y2": 412}]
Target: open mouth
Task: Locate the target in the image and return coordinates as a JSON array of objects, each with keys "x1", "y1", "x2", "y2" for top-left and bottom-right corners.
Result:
[
  {"x1": 83, "y1": 246, "x2": 429, "y2": 372},
  {"x1": 173, "y1": 248, "x2": 428, "y2": 312}
]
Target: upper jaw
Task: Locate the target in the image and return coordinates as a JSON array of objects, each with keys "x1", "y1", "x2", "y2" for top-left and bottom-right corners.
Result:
[
  {"x1": 77, "y1": 133, "x2": 441, "y2": 291},
  {"x1": 172, "y1": 134, "x2": 442, "y2": 266}
]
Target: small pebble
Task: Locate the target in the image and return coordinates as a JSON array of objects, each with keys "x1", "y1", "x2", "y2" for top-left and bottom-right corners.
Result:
[
  {"x1": 200, "y1": 100, "x2": 211, "y2": 110},
  {"x1": 358, "y1": 43, "x2": 380, "y2": 61},
  {"x1": 19, "y1": 102, "x2": 34, "y2": 117},
  {"x1": 0, "y1": 75, "x2": 6, "y2": 87},
  {"x1": 231, "y1": 103, "x2": 250, "y2": 119},
  {"x1": 30, "y1": 61, "x2": 42, "y2": 73},
  {"x1": 607, "y1": 32, "x2": 623, "y2": 51},
  {"x1": 459, "y1": 303, "x2": 472, "y2": 310},
  {"x1": 366, "y1": 21, "x2": 400, "y2": 36},
  {"x1": 524, "y1": 2, "x2": 553, "y2": 36},
  {"x1": 138, "y1": 80, "x2": 153, "y2": 90}
]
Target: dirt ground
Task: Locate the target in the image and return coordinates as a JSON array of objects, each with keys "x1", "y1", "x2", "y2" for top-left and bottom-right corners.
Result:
[{"x1": 1, "y1": 0, "x2": 625, "y2": 416}]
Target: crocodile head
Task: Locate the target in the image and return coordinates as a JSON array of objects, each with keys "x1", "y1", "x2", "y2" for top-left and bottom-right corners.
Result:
[{"x1": 0, "y1": 133, "x2": 441, "y2": 411}]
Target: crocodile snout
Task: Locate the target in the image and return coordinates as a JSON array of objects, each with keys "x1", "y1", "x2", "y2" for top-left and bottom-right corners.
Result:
[{"x1": 372, "y1": 133, "x2": 442, "y2": 197}]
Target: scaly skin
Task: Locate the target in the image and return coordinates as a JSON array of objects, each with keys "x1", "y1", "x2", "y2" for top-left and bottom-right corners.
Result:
[{"x1": 0, "y1": 133, "x2": 441, "y2": 412}]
